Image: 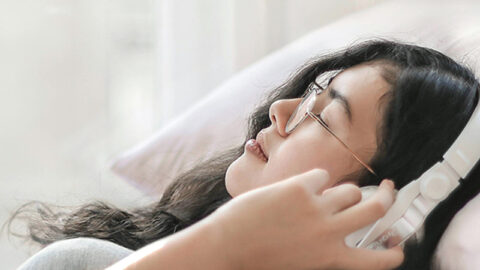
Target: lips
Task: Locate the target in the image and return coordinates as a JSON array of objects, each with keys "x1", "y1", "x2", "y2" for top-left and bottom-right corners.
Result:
[{"x1": 256, "y1": 131, "x2": 269, "y2": 160}]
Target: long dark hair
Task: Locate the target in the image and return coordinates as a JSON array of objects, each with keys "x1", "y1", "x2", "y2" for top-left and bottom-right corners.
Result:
[{"x1": 7, "y1": 39, "x2": 480, "y2": 269}]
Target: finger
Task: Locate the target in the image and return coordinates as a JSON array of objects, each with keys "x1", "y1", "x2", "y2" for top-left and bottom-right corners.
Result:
[
  {"x1": 292, "y1": 168, "x2": 334, "y2": 195},
  {"x1": 332, "y1": 180, "x2": 395, "y2": 233},
  {"x1": 317, "y1": 184, "x2": 362, "y2": 214},
  {"x1": 386, "y1": 235, "x2": 403, "y2": 249},
  {"x1": 340, "y1": 245, "x2": 405, "y2": 270}
]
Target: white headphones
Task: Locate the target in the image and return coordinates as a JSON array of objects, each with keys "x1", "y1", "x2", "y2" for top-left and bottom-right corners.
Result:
[{"x1": 345, "y1": 94, "x2": 480, "y2": 250}]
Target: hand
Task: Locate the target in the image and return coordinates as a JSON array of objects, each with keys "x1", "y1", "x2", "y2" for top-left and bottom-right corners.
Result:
[{"x1": 206, "y1": 169, "x2": 404, "y2": 270}]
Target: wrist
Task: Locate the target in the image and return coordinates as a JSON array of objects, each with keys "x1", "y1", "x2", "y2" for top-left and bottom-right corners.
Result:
[
  {"x1": 201, "y1": 213, "x2": 249, "y2": 270},
  {"x1": 192, "y1": 217, "x2": 238, "y2": 270},
  {"x1": 153, "y1": 218, "x2": 235, "y2": 270}
]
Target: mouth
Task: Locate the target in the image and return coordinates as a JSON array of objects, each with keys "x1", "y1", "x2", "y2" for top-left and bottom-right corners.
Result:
[
  {"x1": 245, "y1": 139, "x2": 268, "y2": 162},
  {"x1": 256, "y1": 131, "x2": 269, "y2": 160}
]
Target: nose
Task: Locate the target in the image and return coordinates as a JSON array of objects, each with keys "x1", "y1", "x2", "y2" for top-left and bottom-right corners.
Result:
[{"x1": 269, "y1": 98, "x2": 302, "y2": 137}]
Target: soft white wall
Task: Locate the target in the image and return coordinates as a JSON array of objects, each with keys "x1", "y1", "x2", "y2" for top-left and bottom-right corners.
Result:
[
  {"x1": 0, "y1": 1, "x2": 157, "y2": 268},
  {"x1": 158, "y1": 0, "x2": 385, "y2": 123},
  {"x1": 0, "y1": 0, "x2": 385, "y2": 268}
]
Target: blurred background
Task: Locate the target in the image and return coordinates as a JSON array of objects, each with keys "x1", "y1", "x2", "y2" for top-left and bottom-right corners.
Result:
[{"x1": 0, "y1": 0, "x2": 385, "y2": 268}]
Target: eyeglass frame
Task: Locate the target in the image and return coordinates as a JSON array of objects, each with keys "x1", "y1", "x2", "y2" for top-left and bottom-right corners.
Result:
[{"x1": 285, "y1": 81, "x2": 378, "y2": 177}]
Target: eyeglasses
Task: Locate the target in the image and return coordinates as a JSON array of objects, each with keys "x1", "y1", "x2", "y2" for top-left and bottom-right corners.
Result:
[{"x1": 285, "y1": 81, "x2": 377, "y2": 176}]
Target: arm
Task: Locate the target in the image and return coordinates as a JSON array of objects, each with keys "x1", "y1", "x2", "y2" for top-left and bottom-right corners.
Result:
[
  {"x1": 108, "y1": 169, "x2": 403, "y2": 270},
  {"x1": 106, "y1": 218, "x2": 228, "y2": 270}
]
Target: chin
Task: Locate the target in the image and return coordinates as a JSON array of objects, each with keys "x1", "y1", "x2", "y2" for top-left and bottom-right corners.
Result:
[
  {"x1": 225, "y1": 159, "x2": 251, "y2": 197},
  {"x1": 225, "y1": 161, "x2": 238, "y2": 197}
]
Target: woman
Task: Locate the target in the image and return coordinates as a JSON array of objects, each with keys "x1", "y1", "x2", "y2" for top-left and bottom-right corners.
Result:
[{"x1": 10, "y1": 39, "x2": 480, "y2": 269}]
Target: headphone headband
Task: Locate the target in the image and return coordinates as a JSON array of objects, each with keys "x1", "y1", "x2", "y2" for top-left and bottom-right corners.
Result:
[
  {"x1": 444, "y1": 96, "x2": 480, "y2": 179},
  {"x1": 354, "y1": 89, "x2": 480, "y2": 249}
]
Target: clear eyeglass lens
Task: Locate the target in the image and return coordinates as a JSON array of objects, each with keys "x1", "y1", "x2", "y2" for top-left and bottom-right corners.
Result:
[
  {"x1": 309, "y1": 82, "x2": 322, "y2": 93},
  {"x1": 286, "y1": 89, "x2": 317, "y2": 133}
]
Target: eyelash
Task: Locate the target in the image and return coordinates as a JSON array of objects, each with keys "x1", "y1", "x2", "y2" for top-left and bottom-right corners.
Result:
[{"x1": 316, "y1": 113, "x2": 329, "y2": 127}]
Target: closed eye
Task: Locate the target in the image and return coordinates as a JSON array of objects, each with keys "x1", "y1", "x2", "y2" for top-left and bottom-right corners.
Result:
[{"x1": 316, "y1": 113, "x2": 329, "y2": 127}]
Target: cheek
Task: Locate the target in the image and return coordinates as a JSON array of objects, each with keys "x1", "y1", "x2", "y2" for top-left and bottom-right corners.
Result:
[
  {"x1": 266, "y1": 140, "x2": 328, "y2": 180},
  {"x1": 268, "y1": 135, "x2": 356, "y2": 185},
  {"x1": 225, "y1": 129, "x2": 363, "y2": 197}
]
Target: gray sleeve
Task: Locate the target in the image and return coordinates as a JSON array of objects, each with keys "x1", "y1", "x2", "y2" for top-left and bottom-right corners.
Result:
[{"x1": 17, "y1": 237, "x2": 134, "y2": 270}]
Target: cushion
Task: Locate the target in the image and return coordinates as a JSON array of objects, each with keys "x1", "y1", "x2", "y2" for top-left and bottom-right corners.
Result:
[{"x1": 434, "y1": 193, "x2": 480, "y2": 269}]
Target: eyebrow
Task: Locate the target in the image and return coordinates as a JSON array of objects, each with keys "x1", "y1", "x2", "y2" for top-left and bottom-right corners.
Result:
[{"x1": 326, "y1": 77, "x2": 353, "y2": 123}]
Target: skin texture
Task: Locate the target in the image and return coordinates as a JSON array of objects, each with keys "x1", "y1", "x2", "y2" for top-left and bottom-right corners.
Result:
[
  {"x1": 109, "y1": 170, "x2": 403, "y2": 270},
  {"x1": 226, "y1": 62, "x2": 391, "y2": 197}
]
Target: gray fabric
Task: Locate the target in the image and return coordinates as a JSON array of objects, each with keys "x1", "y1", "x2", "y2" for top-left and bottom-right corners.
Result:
[{"x1": 18, "y1": 238, "x2": 134, "y2": 270}]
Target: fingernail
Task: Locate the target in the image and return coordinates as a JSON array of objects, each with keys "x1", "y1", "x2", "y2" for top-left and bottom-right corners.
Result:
[
  {"x1": 378, "y1": 180, "x2": 395, "y2": 209},
  {"x1": 380, "y1": 179, "x2": 394, "y2": 189}
]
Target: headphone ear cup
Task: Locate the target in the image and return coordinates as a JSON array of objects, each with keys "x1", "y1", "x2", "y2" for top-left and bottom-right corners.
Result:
[
  {"x1": 344, "y1": 185, "x2": 399, "y2": 248},
  {"x1": 344, "y1": 186, "x2": 379, "y2": 248}
]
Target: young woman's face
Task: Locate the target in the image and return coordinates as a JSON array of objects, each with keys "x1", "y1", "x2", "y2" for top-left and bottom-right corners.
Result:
[{"x1": 225, "y1": 63, "x2": 391, "y2": 197}]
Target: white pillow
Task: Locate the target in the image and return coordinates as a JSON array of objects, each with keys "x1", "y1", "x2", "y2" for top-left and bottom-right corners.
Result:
[
  {"x1": 434, "y1": 193, "x2": 480, "y2": 269},
  {"x1": 111, "y1": 0, "x2": 480, "y2": 267}
]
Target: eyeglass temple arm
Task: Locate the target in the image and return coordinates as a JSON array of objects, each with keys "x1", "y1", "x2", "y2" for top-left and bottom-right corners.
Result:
[{"x1": 307, "y1": 111, "x2": 378, "y2": 177}]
